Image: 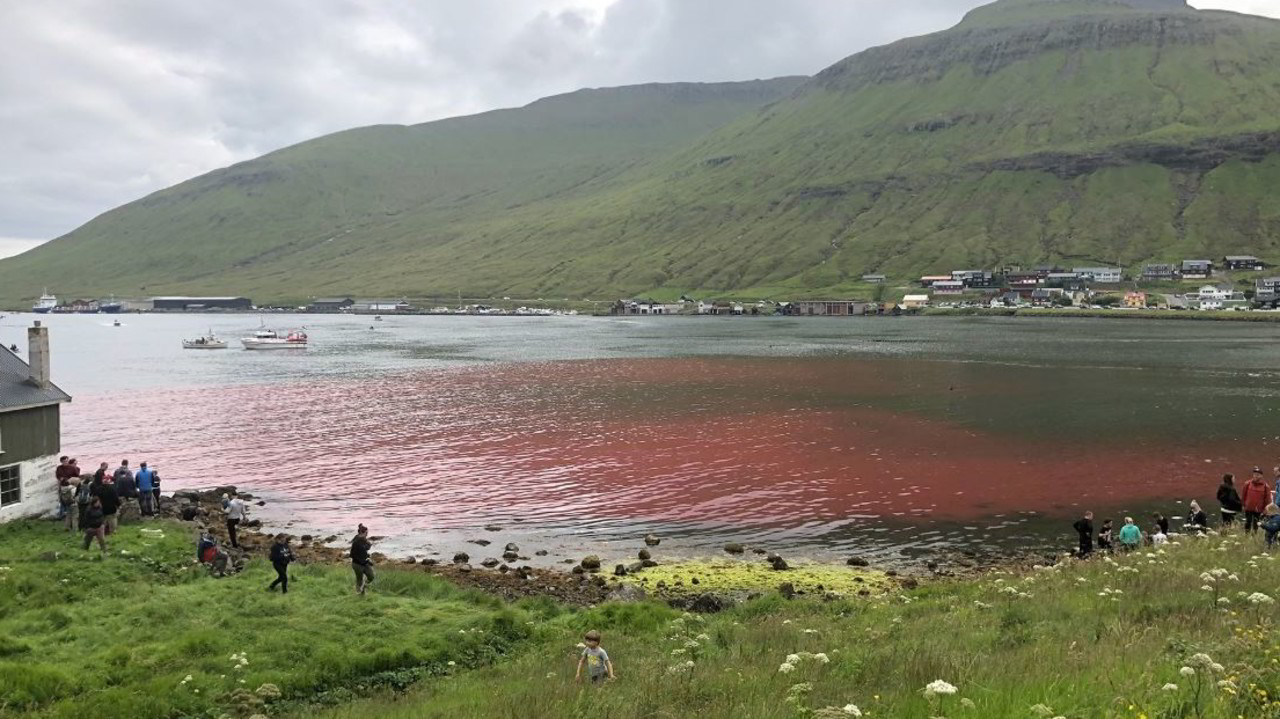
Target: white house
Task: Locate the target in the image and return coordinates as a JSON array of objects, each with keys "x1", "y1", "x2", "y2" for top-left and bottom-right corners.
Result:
[
  {"x1": 901, "y1": 294, "x2": 930, "y2": 310},
  {"x1": 1073, "y1": 267, "x2": 1123, "y2": 284},
  {"x1": 1, "y1": 322, "x2": 72, "y2": 523},
  {"x1": 1188, "y1": 285, "x2": 1247, "y2": 310}
]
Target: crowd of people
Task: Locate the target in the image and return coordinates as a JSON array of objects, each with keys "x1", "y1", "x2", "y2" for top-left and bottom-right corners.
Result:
[
  {"x1": 1073, "y1": 466, "x2": 1280, "y2": 556},
  {"x1": 54, "y1": 456, "x2": 161, "y2": 552}
]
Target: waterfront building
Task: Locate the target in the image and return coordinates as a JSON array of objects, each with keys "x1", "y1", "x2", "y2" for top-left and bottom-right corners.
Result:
[
  {"x1": 352, "y1": 299, "x2": 413, "y2": 313},
  {"x1": 0, "y1": 322, "x2": 71, "y2": 524},
  {"x1": 901, "y1": 294, "x2": 930, "y2": 310},
  {"x1": 786, "y1": 301, "x2": 870, "y2": 316},
  {"x1": 1123, "y1": 292, "x2": 1147, "y2": 309},
  {"x1": 1187, "y1": 285, "x2": 1247, "y2": 310},
  {"x1": 308, "y1": 297, "x2": 355, "y2": 313},
  {"x1": 151, "y1": 296, "x2": 253, "y2": 311}
]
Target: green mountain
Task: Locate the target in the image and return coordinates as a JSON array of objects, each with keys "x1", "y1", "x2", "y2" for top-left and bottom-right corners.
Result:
[{"x1": 5, "y1": 0, "x2": 1280, "y2": 306}]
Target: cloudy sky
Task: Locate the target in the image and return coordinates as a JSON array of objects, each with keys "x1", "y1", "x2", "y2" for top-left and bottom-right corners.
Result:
[{"x1": 0, "y1": 0, "x2": 1274, "y2": 258}]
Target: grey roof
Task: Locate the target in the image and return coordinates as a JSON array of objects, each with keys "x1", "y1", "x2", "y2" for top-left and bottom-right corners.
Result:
[{"x1": 0, "y1": 346, "x2": 71, "y2": 412}]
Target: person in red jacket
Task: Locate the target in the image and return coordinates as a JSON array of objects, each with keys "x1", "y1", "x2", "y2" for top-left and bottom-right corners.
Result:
[{"x1": 1241, "y1": 467, "x2": 1272, "y2": 535}]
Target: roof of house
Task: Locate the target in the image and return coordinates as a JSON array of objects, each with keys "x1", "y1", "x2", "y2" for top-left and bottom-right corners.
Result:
[
  {"x1": 1181, "y1": 259, "x2": 1212, "y2": 266},
  {"x1": 0, "y1": 345, "x2": 71, "y2": 412},
  {"x1": 902, "y1": 294, "x2": 930, "y2": 302},
  {"x1": 151, "y1": 296, "x2": 249, "y2": 301},
  {"x1": 1224, "y1": 256, "x2": 1260, "y2": 261},
  {"x1": 1143, "y1": 263, "x2": 1174, "y2": 270},
  {"x1": 310, "y1": 297, "x2": 354, "y2": 304}
]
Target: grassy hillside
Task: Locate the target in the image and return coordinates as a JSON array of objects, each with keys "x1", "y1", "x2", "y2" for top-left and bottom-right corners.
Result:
[
  {"x1": 3, "y1": 0, "x2": 1280, "y2": 305},
  {"x1": 0, "y1": 79, "x2": 802, "y2": 306}
]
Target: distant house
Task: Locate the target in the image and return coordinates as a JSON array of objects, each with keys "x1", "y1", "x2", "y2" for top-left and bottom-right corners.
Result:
[
  {"x1": 152, "y1": 296, "x2": 253, "y2": 311},
  {"x1": 65, "y1": 298, "x2": 99, "y2": 313},
  {"x1": 1032, "y1": 265, "x2": 1063, "y2": 277},
  {"x1": 919, "y1": 275, "x2": 952, "y2": 288},
  {"x1": 1181, "y1": 260, "x2": 1213, "y2": 279},
  {"x1": 616, "y1": 299, "x2": 683, "y2": 315},
  {"x1": 1007, "y1": 272, "x2": 1042, "y2": 288},
  {"x1": 932, "y1": 280, "x2": 965, "y2": 295},
  {"x1": 1, "y1": 323, "x2": 72, "y2": 524},
  {"x1": 861, "y1": 274, "x2": 887, "y2": 283},
  {"x1": 1123, "y1": 292, "x2": 1147, "y2": 309},
  {"x1": 1142, "y1": 264, "x2": 1177, "y2": 281},
  {"x1": 1030, "y1": 288, "x2": 1063, "y2": 306},
  {"x1": 1046, "y1": 272, "x2": 1086, "y2": 290},
  {"x1": 1187, "y1": 285, "x2": 1247, "y2": 311},
  {"x1": 951, "y1": 270, "x2": 999, "y2": 288},
  {"x1": 1256, "y1": 277, "x2": 1280, "y2": 294},
  {"x1": 901, "y1": 294, "x2": 930, "y2": 310},
  {"x1": 1073, "y1": 267, "x2": 1123, "y2": 284},
  {"x1": 787, "y1": 300, "x2": 869, "y2": 317},
  {"x1": 1254, "y1": 280, "x2": 1280, "y2": 308},
  {"x1": 308, "y1": 297, "x2": 354, "y2": 313},
  {"x1": 1223, "y1": 256, "x2": 1267, "y2": 271}
]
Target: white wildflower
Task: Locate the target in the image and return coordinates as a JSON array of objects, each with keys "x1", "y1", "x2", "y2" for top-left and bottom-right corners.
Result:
[
  {"x1": 842, "y1": 705, "x2": 863, "y2": 716},
  {"x1": 1180, "y1": 666, "x2": 1196, "y2": 677},
  {"x1": 1162, "y1": 683, "x2": 1179, "y2": 691},
  {"x1": 786, "y1": 654, "x2": 801, "y2": 664},
  {"x1": 1248, "y1": 592, "x2": 1276, "y2": 605},
  {"x1": 779, "y1": 663, "x2": 796, "y2": 674},
  {"x1": 960, "y1": 697, "x2": 976, "y2": 709},
  {"x1": 813, "y1": 653, "x2": 830, "y2": 664},
  {"x1": 924, "y1": 679, "x2": 958, "y2": 697}
]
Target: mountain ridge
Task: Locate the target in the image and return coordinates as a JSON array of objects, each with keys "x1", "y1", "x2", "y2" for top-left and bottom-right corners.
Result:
[{"x1": 3, "y1": 0, "x2": 1280, "y2": 305}]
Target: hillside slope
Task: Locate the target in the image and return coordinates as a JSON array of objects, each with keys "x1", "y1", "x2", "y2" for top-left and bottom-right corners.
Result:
[
  {"x1": 4, "y1": 0, "x2": 1280, "y2": 304},
  {"x1": 0, "y1": 79, "x2": 803, "y2": 305}
]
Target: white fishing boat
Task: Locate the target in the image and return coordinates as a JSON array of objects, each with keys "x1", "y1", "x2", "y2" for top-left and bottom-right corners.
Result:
[
  {"x1": 241, "y1": 328, "x2": 308, "y2": 350},
  {"x1": 112, "y1": 319, "x2": 121, "y2": 327},
  {"x1": 182, "y1": 332, "x2": 228, "y2": 350}
]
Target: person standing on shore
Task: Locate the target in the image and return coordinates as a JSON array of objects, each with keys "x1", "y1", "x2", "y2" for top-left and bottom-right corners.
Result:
[
  {"x1": 1073, "y1": 511, "x2": 1094, "y2": 557},
  {"x1": 75, "y1": 473, "x2": 93, "y2": 528},
  {"x1": 1097, "y1": 519, "x2": 1113, "y2": 553},
  {"x1": 351, "y1": 524, "x2": 374, "y2": 595},
  {"x1": 1241, "y1": 469, "x2": 1272, "y2": 536},
  {"x1": 268, "y1": 534, "x2": 294, "y2": 593},
  {"x1": 93, "y1": 461, "x2": 108, "y2": 485},
  {"x1": 81, "y1": 497, "x2": 107, "y2": 554},
  {"x1": 1118, "y1": 517, "x2": 1141, "y2": 551},
  {"x1": 1217, "y1": 475, "x2": 1242, "y2": 527},
  {"x1": 54, "y1": 456, "x2": 73, "y2": 519},
  {"x1": 115, "y1": 466, "x2": 138, "y2": 520},
  {"x1": 150, "y1": 469, "x2": 162, "y2": 513},
  {"x1": 225, "y1": 493, "x2": 248, "y2": 549},
  {"x1": 59, "y1": 476, "x2": 78, "y2": 532},
  {"x1": 135, "y1": 463, "x2": 155, "y2": 517}
]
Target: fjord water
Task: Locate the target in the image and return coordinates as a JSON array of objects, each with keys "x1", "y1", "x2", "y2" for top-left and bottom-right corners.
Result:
[{"x1": 9, "y1": 313, "x2": 1278, "y2": 563}]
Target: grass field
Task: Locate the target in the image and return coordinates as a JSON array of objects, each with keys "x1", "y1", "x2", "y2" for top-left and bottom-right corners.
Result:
[{"x1": 6, "y1": 515, "x2": 1279, "y2": 718}]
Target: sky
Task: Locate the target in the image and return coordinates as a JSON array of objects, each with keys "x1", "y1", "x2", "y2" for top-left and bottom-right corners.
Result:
[{"x1": 0, "y1": 0, "x2": 1276, "y2": 258}]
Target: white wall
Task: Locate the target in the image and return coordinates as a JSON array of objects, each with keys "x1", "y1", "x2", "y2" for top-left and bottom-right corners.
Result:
[{"x1": 0, "y1": 454, "x2": 57, "y2": 523}]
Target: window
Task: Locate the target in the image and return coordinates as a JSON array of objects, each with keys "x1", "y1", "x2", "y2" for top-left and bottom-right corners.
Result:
[{"x1": 0, "y1": 465, "x2": 18, "y2": 507}]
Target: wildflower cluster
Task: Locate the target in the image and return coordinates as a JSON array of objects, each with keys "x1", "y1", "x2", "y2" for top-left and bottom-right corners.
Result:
[{"x1": 664, "y1": 613, "x2": 707, "y2": 676}]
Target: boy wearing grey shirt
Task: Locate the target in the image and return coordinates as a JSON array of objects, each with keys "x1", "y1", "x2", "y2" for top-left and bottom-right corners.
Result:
[{"x1": 575, "y1": 630, "x2": 615, "y2": 684}]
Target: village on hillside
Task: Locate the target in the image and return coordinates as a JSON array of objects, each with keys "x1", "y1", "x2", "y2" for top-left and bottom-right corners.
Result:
[{"x1": 615, "y1": 256, "x2": 1280, "y2": 316}]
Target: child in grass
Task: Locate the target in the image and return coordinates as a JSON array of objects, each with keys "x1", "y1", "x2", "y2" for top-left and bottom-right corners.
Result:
[
  {"x1": 1262, "y1": 504, "x2": 1280, "y2": 549},
  {"x1": 576, "y1": 630, "x2": 615, "y2": 684},
  {"x1": 1097, "y1": 519, "x2": 1113, "y2": 553}
]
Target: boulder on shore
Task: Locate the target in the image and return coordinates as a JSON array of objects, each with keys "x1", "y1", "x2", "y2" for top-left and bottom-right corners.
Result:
[
  {"x1": 644, "y1": 534, "x2": 661, "y2": 547},
  {"x1": 580, "y1": 555, "x2": 602, "y2": 571},
  {"x1": 724, "y1": 543, "x2": 745, "y2": 555},
  {"x1": 452, "y1": 552, "x2": 470, "y2": 565},
  {"x1": 846, "y1": 557, "x2": 870, "y2": 567},
  {"x1": 480, "y1": 558, "x2": 500, "y2": 568}
]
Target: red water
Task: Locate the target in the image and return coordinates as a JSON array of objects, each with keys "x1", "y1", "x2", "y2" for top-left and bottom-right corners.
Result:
[{"x1": 62, "y1": 357, "x2": 1262, "y2": 557}]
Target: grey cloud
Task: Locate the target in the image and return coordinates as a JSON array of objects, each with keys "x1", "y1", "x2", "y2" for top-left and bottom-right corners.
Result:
[{"x1": 0, "y1": 0, "x2": 1273, "y2": 249}]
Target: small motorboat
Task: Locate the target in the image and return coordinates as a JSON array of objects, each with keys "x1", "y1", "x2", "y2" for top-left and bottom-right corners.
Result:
[
  {"x1": 241, "y1": 328, "x2": 308, "y2": 350},
  {"x1": 112, "y1": 319, "x2": 121, "y2": 327},
  {"x1": 182, "y1": 332, "x2": 228, "y2": 350},
  {"x1": 374, "y1": 315, "x2": 383, "y2": 321}
]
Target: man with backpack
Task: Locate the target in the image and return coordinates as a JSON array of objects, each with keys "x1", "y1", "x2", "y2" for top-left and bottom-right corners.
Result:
[{"x1": 113, "y1": 460, "x2": 137, "y2": 519}]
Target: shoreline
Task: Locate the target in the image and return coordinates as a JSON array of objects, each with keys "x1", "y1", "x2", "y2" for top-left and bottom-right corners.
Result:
[{"x1": 157, "y1": 486, "x2": 1051, "y2": 606}]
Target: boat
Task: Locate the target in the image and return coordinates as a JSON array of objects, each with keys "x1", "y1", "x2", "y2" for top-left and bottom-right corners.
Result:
[
  {"x1": 99, "y1": 297, "x2": 123, "y2": 314},
  {"x1": 32, "y1": 290, "x2": 57, "y2": 314},
  {"x1": 374, "y1": 315, "x2": 383, "y2": 321},
  {"x1": 241, "y1": 328, "x2": 308, "y2": 350},
  {"x1": 182, "y1": 332, "x2": 228, "y2": 350},
  {"x1": 112, "y1": 319, "x2": 121, "y2": 327}
]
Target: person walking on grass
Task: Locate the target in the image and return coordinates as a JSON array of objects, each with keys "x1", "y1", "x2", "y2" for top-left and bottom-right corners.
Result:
[
  {"x1": 1218, "y1": 474, "x2": 1242, "y2": 528},
  {"x1": 1118, "y1": 517, "x2": 1141, "y2": 551},
  {"x1": 75, "y1": 473, "x2": 93, "y2": 528},
  {"x1": 268, "y1": 534, "x2": 294, "y2": 593},
  {"x1": 59, "y1": 475, "x2": 77, "y2": 531},
  {"x1": 225, "y1": 493, "x2": 248, "y2": 548},
  {"x1": 1097, "y1": 519, "x2": 1114, "y2": 553},
  {"x1": 1073, "y1": 511, "x2": 1094, "y2": 557},
  {"x1": 351, "y1": 524, "x2": 375, "y2": 595},
  {"x1": 96, "y1": 475, "x2": 120, "y2": 535},
  {"x1": 135, "y1": 462, "x2": 156, "y2": 516},
  {"x1": 1187, "y1": 500, "x2": 1209, "y2": 533},
  {"x1": 1262, "y1": 504, "x2": 1280, "y2": 549},
  {"x1": 81, "y1": 497, "x2": 107, "y2": 554},
  {"x1": 1242, "y1": 468, "x2": 1272, "y2": 536},
  {"x1": 54, "y1": 456, "x2": 73, "y2": 519},
  {"x1": 576, "y1": 630, "x2": 615, "y2": 684}
]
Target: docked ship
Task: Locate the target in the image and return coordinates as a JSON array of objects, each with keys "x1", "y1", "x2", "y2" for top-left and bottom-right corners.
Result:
[
  {"x1": 31, "y1": 291, "x2": 57, "y2": 314},
  {"x1": 99, "y1": 298, "x2": 123, "y2": 314}
]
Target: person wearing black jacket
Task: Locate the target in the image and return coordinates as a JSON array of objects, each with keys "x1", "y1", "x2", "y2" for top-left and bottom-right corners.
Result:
[
  {"x1": 268, "y1": 534, "x2": 294, "y2": 594},
  {"x1": 1072, "y1": 511, "x2": 1094, "y2": 557},
  {"x1": 95, "y1": 479, "x2": 120, "y2": 535},
  {"x1": 81, "y1": 497, "x2": 107, "y2": 552},
  {"x1": 351, "y1": 524, "x2": 374, "y2": 595},
  {"x1": 1218, "y1": 474, "x2": 1242, "y2": 527}
]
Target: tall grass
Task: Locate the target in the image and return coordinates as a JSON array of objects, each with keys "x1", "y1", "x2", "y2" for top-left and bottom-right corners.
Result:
[{"x1": 305, "y1": 532, "x2": 1280, "y2": 719}]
